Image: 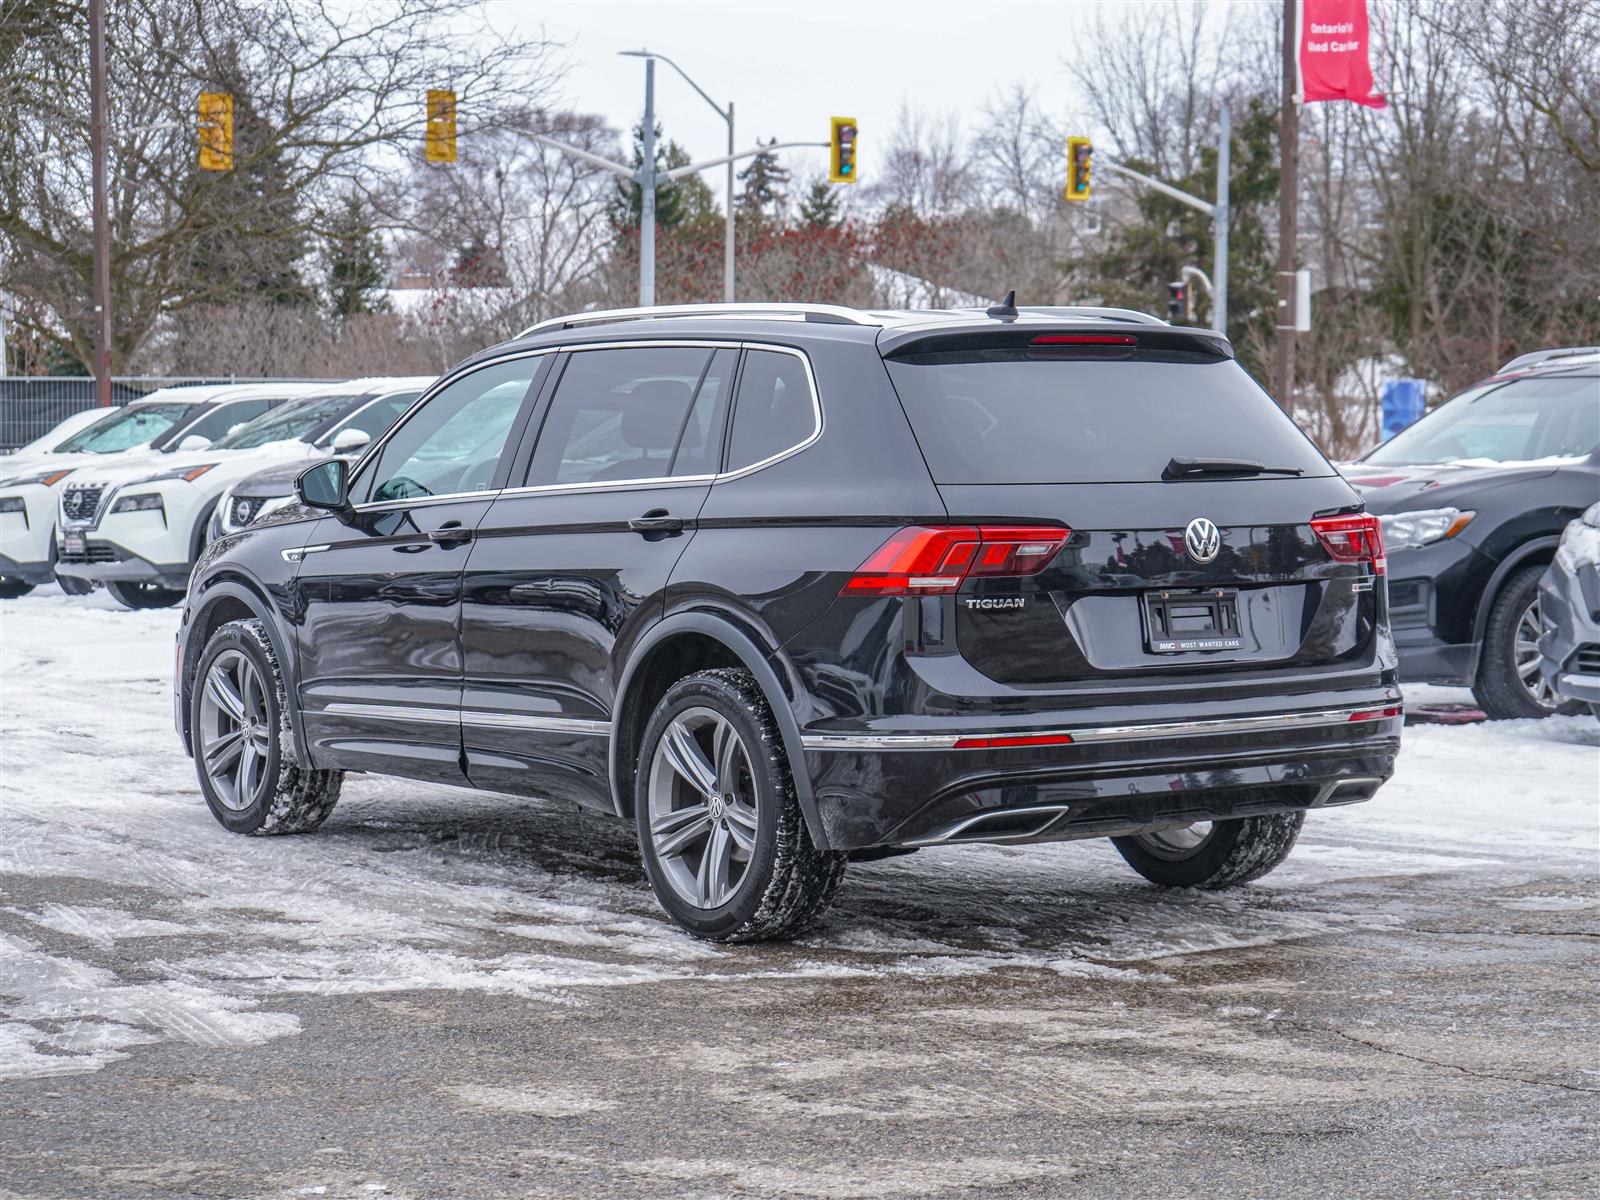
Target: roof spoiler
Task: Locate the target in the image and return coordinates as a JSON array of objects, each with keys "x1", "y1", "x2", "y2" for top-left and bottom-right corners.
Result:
[{"x1": 877, "y1": 321, "x2": 1234, "y2": 360}]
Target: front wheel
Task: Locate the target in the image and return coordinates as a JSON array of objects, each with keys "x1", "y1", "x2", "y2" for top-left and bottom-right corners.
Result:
[
  {"x1": 636, "y1": 669, "x2": 847, "y2": 942},
  {"x1": 1472, "y1": 564, "x2": 1575, "y2": 719},
  {"x1": 1113, "y1": 812, "x2": 1305, "y2": 888},
  {"x1": 0, "y1": 577, "x2": 35, "y2": 599},
  {"x1": 106, "y1": 580, "x2": 184, "y2": 609},
  {"x1": 191, "y1": 618, "x2": 342, "y2": 835}
]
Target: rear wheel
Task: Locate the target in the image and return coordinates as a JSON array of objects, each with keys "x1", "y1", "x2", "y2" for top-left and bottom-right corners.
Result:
[
  {"x1": 105, "y1": 580, "x2": 183, "y2": 609},
  {"x1": 636, "y1": 669, "x2": 846, "y2": 942},
  {"x1": 1113, "y1": 812, "x2": 1304, "y2": 888},
  {"x1": 1472, "y1": 565, "x2": 1574, "y2": 719},
  {"x1": 0, "y1": 577, "x2": 35, "y2": 598}
]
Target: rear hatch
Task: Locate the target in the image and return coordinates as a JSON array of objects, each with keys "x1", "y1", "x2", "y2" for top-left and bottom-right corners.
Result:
[{"x1": 880, "y1": 326, "x2": 1380, "y2": 686}]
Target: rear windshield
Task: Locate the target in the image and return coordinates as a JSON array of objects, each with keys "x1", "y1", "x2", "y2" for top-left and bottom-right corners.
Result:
[
  {"x1": 54, "y1": 403, "x2": 198, "y2": 454},
  {"x1": 883, "y1": 356, "x2": 1332, "y2": 484}
]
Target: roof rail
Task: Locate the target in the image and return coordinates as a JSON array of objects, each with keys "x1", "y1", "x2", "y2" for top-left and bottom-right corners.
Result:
[
  {"x1": 1496, "y1": 346, "x2": 1600, "y2": 374},
  {"x1": 518, "y1": 302, "x2": 880, "y2": 338}
]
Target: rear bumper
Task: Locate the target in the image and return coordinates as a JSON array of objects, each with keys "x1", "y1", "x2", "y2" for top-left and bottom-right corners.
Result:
[{"x1": 801, "y1": 700, "x2": 1402, "y2": 850}]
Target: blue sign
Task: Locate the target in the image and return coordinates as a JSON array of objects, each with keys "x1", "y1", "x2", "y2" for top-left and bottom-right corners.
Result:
[{"x1": 1381, "y1": 378, "x2": 1426, "y2": 442}]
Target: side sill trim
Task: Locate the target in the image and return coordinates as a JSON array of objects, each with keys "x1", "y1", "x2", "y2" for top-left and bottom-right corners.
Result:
[
  {"x1": 798, "y1": 705, "x2": 1402, "y2": 752},
  {"x1": 320, "y1": 701, "x2": 609, "y2": 736}
]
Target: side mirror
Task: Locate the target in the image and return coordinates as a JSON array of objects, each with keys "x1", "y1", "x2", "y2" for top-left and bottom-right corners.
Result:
[
  {"x1": 296, "y1": 458, "x2": 351, "y2": 514},
  {"x1": 179, "y1": 434, "x2": 211, "y2": 452},
  {"x1": 330, "y1": 427, "x2": 371, "y2": 454}
]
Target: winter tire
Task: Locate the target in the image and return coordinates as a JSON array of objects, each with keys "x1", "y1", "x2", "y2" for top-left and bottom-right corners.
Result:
[
  {"x1": 105, "y1": 580, "x2": 184, "y2": 610},
  {"x1": 636, "y1": 668, "x2": 847, "y2": 942},
  {"x1": 0, "y1": 577, "x2": 35, "y2": 598},
  {"x1": 1472, "y1": 564, "x2": 1576, "y2": 719},
  {"x1": 1113, "y1": 812, "x2": 1304, "y2": 888},
  {"x1": 191, "y1": 618, "x2": 342, "y2": 836}
]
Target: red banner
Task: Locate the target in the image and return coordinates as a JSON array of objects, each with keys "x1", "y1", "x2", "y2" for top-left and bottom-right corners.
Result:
[{"x1": 1299, "y1": 0, "x2": 1386, "y2": 108}]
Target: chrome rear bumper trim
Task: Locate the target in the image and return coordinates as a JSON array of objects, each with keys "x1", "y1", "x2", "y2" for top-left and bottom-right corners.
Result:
[{"x1": 799, "y1": 704, "x2": 1402, "y2": 752}]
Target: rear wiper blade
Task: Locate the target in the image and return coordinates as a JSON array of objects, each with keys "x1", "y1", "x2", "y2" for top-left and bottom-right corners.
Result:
[{"x1": 1163, "y1": 456, "x2": 1304, "y2": 480}]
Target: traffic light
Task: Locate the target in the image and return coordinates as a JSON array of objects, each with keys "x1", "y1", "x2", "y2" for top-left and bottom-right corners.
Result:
[
  {"x1": 198, "y1": 92, "x2": 233, "y2": 171},
  {"x1": 1065, "y1": 135, "x2": 1092, "y2": 201},
  {"x1": 829, "y1": 117, "x2": 858, "y2": 184},
  {"x1": 426, "y1": 89, "x2": 457, "y2": 164},
  {"x1": 1167, "y1": 281, "x2": 1189, "y2": 322}
]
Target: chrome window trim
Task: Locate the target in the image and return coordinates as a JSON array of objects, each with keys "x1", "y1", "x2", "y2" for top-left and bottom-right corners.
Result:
[
  {"x1": 344, "y1": 337, "x2": 822, "y2": 513},
  {"x1": 798, "y1": 705, "x2": 1403, "y2": 751}
]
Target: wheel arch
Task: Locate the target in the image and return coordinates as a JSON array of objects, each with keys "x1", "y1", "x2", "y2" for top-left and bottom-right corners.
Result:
[
  {"x1": 1470, "y1": 536, "x2": 1559, "y2": 646},
  {"x1": 181, "y1": 573, "x2": 308, "y2": 763},
  {"x1": 610, "y1": 609, "x2": 827, "y2": 845}
]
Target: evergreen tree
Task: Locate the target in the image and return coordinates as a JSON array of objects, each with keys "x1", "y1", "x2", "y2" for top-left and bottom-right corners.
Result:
[
  {"x1": 736, "y1": 140, "x2": 790, "y2": 225},
  {"x1": 324, "y1": 192, "x2": 390, "y2": 319},
  {"x1": 611, "y1": 122, "x2": 717, "y2": 230},
  {"x1": 798, "y1": 179, "x2": 842, "y2": 229},
  {"x1": 184, "y1": 87, "x2": 313, "y2": 307}
]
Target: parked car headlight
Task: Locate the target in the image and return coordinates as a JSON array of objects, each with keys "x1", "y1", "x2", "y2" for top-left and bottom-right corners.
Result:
[
  {"x1": 111, "y1": 492, "x2": 166, "y2": 517},
  {"x1": 0, "y1": 468, "x2": 71, "y2": 488},
  {"x1": 0, "y1": 496, "x2": 25, "y2": 514},
  {"x1": 1379, "y1": 507, "x2": 1474, "y2": 551},
  {"x1": 1555, "y1": 502, "x2": 1600, "y2": 571}
]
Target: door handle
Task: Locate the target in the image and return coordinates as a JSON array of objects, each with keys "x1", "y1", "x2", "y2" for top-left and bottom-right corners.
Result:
[
  {"x1": 427, "y1": 521, "x2": 474, "y2": 546},
  {"x1": 628, "y1": 509, "x2": 685, "y2": 534}
]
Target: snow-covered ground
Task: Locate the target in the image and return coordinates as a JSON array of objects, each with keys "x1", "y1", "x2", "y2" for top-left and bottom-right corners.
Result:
[{"x1": 1, "y1": 587, "x2": 1596, "y2": 1085}]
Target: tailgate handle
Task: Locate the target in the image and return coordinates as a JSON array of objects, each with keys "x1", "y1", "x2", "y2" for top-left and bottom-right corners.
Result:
[{"x1": 629, "y1": 509, "x2": 685, "y2": 534}]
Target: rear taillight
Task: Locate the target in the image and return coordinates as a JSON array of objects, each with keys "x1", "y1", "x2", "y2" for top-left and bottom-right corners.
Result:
[
  {"x1": 1310, "y1": 513, "x2": 1386, "y2": 576},
  {"x1": 842, "y1": 525, "x2": 1070, "y2": 596},
  {"x1": 1030, "y1": 334, "x2": 1137, "y2": 346},
  {"x1": 953, "y1": 732, "x2": 1074, "y2": 749},
  {"x1": 1347, "y1": 705, "x2": 1402, "y2": 722}
]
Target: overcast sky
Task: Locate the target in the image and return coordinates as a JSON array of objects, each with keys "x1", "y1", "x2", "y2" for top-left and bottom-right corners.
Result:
[{"x1": 483, "y1": 0, "x2": 1115, "y2": 201}]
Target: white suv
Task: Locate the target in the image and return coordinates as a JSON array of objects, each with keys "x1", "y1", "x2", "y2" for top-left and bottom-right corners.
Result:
[
  {"x1": 54, "y1": 378, "x2": 429, "y2": 608},
  {"x1": 0, "y1": 384, "x2": 319, "y2": 598}
]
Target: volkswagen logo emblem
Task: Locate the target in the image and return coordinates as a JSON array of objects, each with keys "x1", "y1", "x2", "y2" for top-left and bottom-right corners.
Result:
[{"x1": 1184, "y1": 517, "x2": 1221, "y2": 564}]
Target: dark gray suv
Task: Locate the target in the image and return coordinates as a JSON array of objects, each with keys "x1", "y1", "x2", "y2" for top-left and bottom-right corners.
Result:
[{"x1": 174, "y1": 303, "x2": 1401, "y2": 941}]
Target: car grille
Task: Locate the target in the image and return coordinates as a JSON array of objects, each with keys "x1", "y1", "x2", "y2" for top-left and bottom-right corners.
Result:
[
  {"x1": 60, "y1": 484, "x2": 106, "y2": 523},
  {"x1": 57, "y1": 539, "x2": 122, "y2": 563},
  {"x1": 229, "y1": 495, "x2": 265, "y2": 528},
  {"x1": 1573, "y1": 645, "x2": 1600, "y2": 674}
]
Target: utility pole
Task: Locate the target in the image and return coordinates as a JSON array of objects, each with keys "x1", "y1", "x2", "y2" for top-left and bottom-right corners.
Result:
[
  {"x1": 639, "y1": 57, "x2": 657, "y2": 307},
  {"x1": 89, "y1": 0, "x2": 112, "y2": 405},
  {"x1": 725, "y1": 100, "x2": 735, "y2": 302},
  {"x1": 1274, "y1": 0, "x2": 1300, "y2": 412},
  {"x1": 1213, "y1": 101, "x2": 1230, "y2": 338}
]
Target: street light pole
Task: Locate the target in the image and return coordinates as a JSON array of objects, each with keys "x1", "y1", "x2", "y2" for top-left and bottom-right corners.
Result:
[
  {"x1": 1213, "y1": 101, "x2": 1230, "y2": 337},
  {"x1": 88, "y1": 0, "x2": 112, "y2": 405},
  {"x1": 622, "y1": 50, "x2": 737, "y2": 302},
  {"x1": 639, "y1": 57, "x2": 657, "y2": 307}
]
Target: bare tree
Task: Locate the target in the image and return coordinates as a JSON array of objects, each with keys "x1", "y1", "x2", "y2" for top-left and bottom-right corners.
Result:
[
  {"x1": 0, "y1": 0, "x2": 558, "y2": 370},
  {"x1": 869, "y1": 104, "x2": 976, "y2": 218}
]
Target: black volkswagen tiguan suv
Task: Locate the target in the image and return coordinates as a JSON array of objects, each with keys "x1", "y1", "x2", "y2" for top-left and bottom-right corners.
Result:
[{"x1": 174, "y1": 303, "x2": 1400, "y2": 941}]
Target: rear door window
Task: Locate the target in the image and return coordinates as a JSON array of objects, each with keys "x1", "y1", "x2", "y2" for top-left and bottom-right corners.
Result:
[
  {"x1": 726, "y1": 349, "x2": 817, "y2": 472},
  {"x1": 525, "y1": 347, "x2": 731, "y2": 486},
  {"x1": 883, "y1": 355, "x2": 1331, "y2": 483}
]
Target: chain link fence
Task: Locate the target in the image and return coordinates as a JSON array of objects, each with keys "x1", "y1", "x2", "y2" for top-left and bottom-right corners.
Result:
[{"x1": 0, "y1": 376, "x2": 328, "y2": 452}]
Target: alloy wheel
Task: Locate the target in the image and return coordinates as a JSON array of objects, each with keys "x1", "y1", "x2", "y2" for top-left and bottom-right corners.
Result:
[
  {"x1": 1132, "y1": 821, "x2": 1215, "y2": 860},
  {"x1": 198, "y1": 649, "x2": 273, "y2": 811},
  {"x1": 646, "y1": 706, "x2": 761, "y2": 909},
  {"x1": 1513, "y1": 595, "x2": 1556, "y2": 709}
]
